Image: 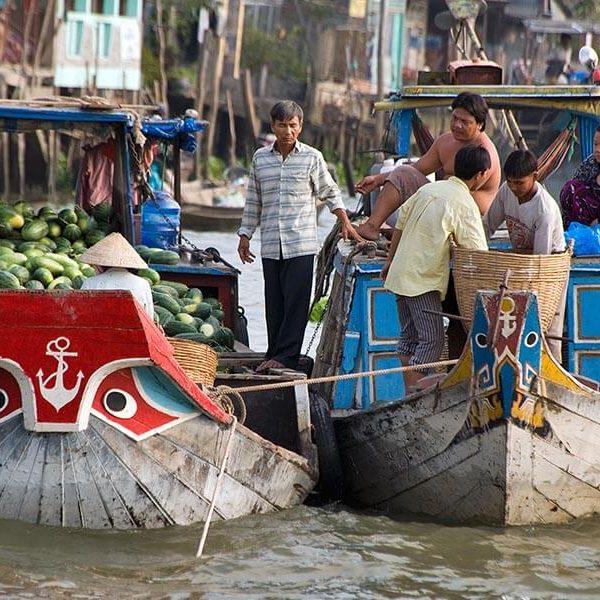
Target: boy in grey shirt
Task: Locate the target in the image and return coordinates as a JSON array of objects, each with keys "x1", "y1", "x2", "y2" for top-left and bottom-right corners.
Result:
[{"x1": 484, "y1": 150, "x2": 566, "y2": 359}]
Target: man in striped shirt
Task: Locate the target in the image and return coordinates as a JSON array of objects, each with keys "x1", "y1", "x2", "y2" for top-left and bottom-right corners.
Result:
[{"x1": 238, "y1": 100, "x2": 361, "y2": 372}]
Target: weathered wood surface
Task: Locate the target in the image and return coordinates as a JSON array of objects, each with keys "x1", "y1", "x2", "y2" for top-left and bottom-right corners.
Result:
[
  {"x1": 0, "y1": 414, "x2": 314, "y2": 529},
  {"x1": 334, "y1": 290, "x2": 600, "y2": 525},
  {"x1": 0, "y1": 290, "x2": 317, "y2": 529}
]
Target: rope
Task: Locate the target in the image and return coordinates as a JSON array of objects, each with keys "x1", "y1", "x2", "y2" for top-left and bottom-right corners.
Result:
[
  {"x1": 196, "y1": 415, "x2": 238, "y2": 559},
  {"x1": 205, "y1": 385, "x2": 247, "y2": 425},
  {"x1": 229, "y1": 358, "x2": 459, "y2": 395}
]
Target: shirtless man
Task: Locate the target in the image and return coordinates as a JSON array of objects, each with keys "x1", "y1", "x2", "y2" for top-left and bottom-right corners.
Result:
[{"x1": 355, "y1": 92, "x2": 501, "y2": 241}]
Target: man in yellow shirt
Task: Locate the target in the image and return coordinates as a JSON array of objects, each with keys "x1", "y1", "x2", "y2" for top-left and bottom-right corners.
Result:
[{"x1": 382, "y1": 145, "x2": 490, "y2": 390}]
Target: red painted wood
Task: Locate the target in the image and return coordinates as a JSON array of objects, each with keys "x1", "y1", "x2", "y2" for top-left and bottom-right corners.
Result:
[
  {"x1": 0, "y1": 290, "x2": 230, "y2": 429},
  {"x1": 92, "y1": 368, "x2": 183, "y2": 438}
]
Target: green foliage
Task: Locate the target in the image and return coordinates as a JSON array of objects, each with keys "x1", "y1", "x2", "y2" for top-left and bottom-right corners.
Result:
[
  {"x1": 573, "y1": 0, "x2": 600, "y2": 19},
  {"x1": 241, "y1": 26, "x2": 306, "y2": 80},
  {"x1": 207, "y1": 155, "x2": 226, "y2": 181},
  {"x1": 56, "y1": 152, "x2": 75, "y2": 193},
  {"x1": 141, "y1": 44, "x2": 161, "y2": 88}
]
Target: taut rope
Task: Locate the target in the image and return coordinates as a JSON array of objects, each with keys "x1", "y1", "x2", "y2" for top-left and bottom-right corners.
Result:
[{"x1": 229, "y1": 358, "x2": 459, "y2": 394}]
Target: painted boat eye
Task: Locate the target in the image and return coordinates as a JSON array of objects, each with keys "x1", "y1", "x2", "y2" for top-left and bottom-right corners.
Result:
[
  {"x1": 525, "y1": 332, "x2": 539, "y2": 347},
  {"x1": 475, "y1": 333, "x2": 487, "y2": 348},
  {"x1": 0, "y1": 389, "x2": 7, "y2": 413},
  {"x1": 103, "y1": 390, "x2": 138, "y2": 419}
]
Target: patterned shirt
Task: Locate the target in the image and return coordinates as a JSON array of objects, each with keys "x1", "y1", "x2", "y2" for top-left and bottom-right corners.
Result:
[
  {"x1": 238, "y1": 141, "x2": 344, "y2": 259},
  {"x1": 574, "y1": 155, "x2": 600, "y2": 185}
]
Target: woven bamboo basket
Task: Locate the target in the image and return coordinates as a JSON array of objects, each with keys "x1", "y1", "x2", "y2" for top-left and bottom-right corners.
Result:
[
  {"x1": 168, "y1": 337, "x2": 218, "y2": 387},
  {"x1": 451, "y1": 246, "x2": 571, "y2": 332}
]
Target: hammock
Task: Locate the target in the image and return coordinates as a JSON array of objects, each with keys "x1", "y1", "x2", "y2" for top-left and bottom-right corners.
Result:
[
  {"x1": 410, "y1": 111, "x2": 577, "y2": 183},
  {"x1": 536, "y1": 118, "x2": 577, "y2": 182}
]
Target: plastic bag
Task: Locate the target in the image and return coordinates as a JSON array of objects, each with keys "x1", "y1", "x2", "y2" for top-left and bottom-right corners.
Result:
[
  {"x1": 309, "y1": 296, "x2": 329, "y2": 323},
  {"x1": 564, "y1": 222, "x2": 600, "y2": 256}
]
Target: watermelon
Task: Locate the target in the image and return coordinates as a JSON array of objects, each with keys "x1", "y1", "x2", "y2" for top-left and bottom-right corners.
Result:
[
  {"x1": 24, "y1": 279, "x2": 45, "y2": 290},
  {"x1": 0, "y1": 271, "x2": 21, "y2": 289},
  {"x1": 160, "y1": 280, "x2": 188, "y2": 297},
  {"x1": 58, "y1": 208, "x2": 78, "y2": 225},
  {"x1": 62, "y1": 224, "x2": 82, "y2": 242},
  {"x1": 85, "y1": 229, "x2": 106, "y2": 246},
  {"x1": 185, "y1": 287, "x2": 203, "y2": 303},
  {"x1": 149, "y1": 250, "x2": 180, "y2": 265},
  {"x1": 12, "y1": 201, "x2": 35, "y2": 219},
  {"x1": 31, "y1": 267, "x2": 54, "y2": 287},
  {"x1": 137, "y1": 268, "x2": 160, "y2": 285},
  {"x1": 30, "y1": 256, "x2": 64, "y2": 275},
  {"x1": 8, "y1": 264, "x2": 29, "y2": 284},
  {"x1": 21, "y1": 219, "x2": 49, "y2": 241},
  {"x1": 0, "y1": 207, "x2": 24, "y2": 230},
  {"x1": 46, "y1": 221, "x2": 62, "y2": 238},
  {"x1": 175, "y1": 313, "x2": 196, "y2": 327},
  {"x1": 47, "y1": 276, "x2": 72, "y2": 290},
  {"x1": 91, "y1": 203, "x2": 112, "y2": 224},
  {"x1": 163, "y1": 320, "x2": 197, "y2": 336}
]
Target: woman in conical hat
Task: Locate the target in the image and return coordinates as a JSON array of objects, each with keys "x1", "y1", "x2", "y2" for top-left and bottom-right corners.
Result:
[{"x1": 80, "y1": 232, "x2": 154, "y2": 318}]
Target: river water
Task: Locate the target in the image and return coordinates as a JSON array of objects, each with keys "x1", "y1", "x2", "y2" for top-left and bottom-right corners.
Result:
[{"x1": 3, "y1": 207, "x2": 600, "y2": 599}]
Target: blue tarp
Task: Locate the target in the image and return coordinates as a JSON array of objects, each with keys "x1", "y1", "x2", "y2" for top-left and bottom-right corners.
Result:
[{"x1": 140, "y1": 117, "x2": 208, "y2": 153}]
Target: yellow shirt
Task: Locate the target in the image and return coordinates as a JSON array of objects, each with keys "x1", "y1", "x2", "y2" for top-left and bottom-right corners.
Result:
[{"x1": 384, "y1": 176, "x2": 488, "y2": 299}]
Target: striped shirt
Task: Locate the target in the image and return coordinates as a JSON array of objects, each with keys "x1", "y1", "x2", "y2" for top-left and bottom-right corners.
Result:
[{"x1": 238, "y1": 141, "x2": 344, "y2": 259}]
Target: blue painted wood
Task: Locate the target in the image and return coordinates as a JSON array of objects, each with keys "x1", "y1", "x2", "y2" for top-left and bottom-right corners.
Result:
[
  {"x1": 391, "y1": 109, "x2": 413, "y2": 157},
  {"x1": 566, "y1": 264, "x2": 600, "y2": 383},
  {"x1": 333, "y1": 332, "x2": 360, "y2": 409},
  {"x1": 332, "y1": 257, "x2": 406, "y2": 410}
]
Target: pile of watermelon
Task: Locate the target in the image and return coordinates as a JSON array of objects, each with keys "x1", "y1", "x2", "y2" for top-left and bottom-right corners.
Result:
[
  {"x1": 0, "y1": 200, "x2": 235, "y2": 352},
  {"x1": 0, "y1": 201, "x2": 110, "y2": 290},
  {"x1": 136, "y1": 266, "x2": 235, "y2": 352}
]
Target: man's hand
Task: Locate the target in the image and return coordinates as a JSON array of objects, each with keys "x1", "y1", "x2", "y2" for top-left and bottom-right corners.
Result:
[
  {"x1": 355, "y1": 173, "x2": 384, "y2": 195},
  {"x1": 341, "y1": 220, "x2": 365, "y2": 243},
  {"x1": 237, "y1": 235, "x2": 255, "y2": 264}
]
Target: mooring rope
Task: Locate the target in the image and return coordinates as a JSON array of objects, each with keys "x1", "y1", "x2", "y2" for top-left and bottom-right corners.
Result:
[
  {"x1": 196, "y1": 415, "x2": 238, "y2": 559},
  {"x1": 228, "y1": 358, "x2": 459, "y2": 395}
]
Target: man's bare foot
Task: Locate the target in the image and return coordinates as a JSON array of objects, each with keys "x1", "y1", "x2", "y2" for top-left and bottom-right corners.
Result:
[
  {"x1": 355, "y1": 221, "x2": 381, "y2": 241},
  {"x1": 255, "y1": 359, "x2": 287, "y2": 373}
]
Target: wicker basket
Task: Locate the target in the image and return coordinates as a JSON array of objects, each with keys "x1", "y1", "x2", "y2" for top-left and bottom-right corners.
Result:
[
  {"x1": 168, "y1": 337, "x2": 218, "y2": 387},
  {"x1": 451, "y1": 247, "x2": 571, "y2": 332}
]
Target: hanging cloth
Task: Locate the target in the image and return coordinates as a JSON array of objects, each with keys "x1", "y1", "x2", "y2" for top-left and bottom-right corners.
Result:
[
  {"x1": 537, "y1": 117, "x2": 577, "y2": 182},
  {"x1": 75, "y1": 139, "x2": 116, "y2": 211}
]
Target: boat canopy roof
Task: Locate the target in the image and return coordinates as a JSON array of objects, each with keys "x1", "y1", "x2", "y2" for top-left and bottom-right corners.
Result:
[
  {"x1": 375, "y1": 85, "x2": 600, "y2": 118},
  {"x1": 0, "y1": 102, "x2": 208, "y2": 152}
]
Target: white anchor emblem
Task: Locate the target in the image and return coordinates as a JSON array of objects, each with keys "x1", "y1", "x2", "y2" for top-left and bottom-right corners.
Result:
[
  {"x1": 499, "y1": 297, "x2": 517, "y2": 338},
  {"x1": 36, "y1": 337, "x2": 85, "y2": 411}
]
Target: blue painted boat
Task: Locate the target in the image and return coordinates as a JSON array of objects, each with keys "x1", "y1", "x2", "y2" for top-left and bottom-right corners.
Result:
[{"x1": 312, "y1": 85, "x2": 600, "y2": 524}]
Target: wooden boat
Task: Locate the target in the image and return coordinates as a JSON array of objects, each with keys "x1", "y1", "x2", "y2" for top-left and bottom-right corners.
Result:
[
  {"x1": 310, "y1": 83, "x2": 600, "y2": 524},
  {"x1": 180, "y1": 179, "x2": 246, "y2": 231},
  {"x1": 334, "y1": 285, "x2": 600, "y2": 525},
  {"x1": 0, "y1": 290, "x2": 317, "y2": 529},
  {"x1": 0, "y1": 101, "x2": 323, "y2": 529}
]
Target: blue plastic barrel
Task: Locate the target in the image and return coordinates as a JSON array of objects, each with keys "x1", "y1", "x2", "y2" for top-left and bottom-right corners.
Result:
[{"x1": 141, "y1": 191, "x2": 180, "y2": 249}]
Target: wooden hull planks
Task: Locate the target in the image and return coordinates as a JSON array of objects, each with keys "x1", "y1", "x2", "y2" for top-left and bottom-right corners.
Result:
[
  {"x1": 0, "y1": 415, "x2": 314, "y2": 529},
  {"x1": 334, "y1": 290, "x2": 600, "y2": 526},
  {"x1": 0, "y1": 290, "x2": 316, "y2": 529}
]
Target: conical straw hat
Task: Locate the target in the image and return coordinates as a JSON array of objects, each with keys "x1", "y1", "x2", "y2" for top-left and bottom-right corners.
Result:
[{"x1": 79, "y1": 232, "x2": 148, "y2": 270}]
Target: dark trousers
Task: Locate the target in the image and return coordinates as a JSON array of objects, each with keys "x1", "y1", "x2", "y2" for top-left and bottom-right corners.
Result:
[{"x1": 262, "y1": 254, "x2": 314, "y2": 369}]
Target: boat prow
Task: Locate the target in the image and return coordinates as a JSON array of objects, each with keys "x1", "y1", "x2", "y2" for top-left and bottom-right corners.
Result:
[
  {"x1": 0, "y1": 290, "x2": 316, "y2": 529},
  {"x1": 335, "y1": 289, "x2": 600, "y2": 525}
]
